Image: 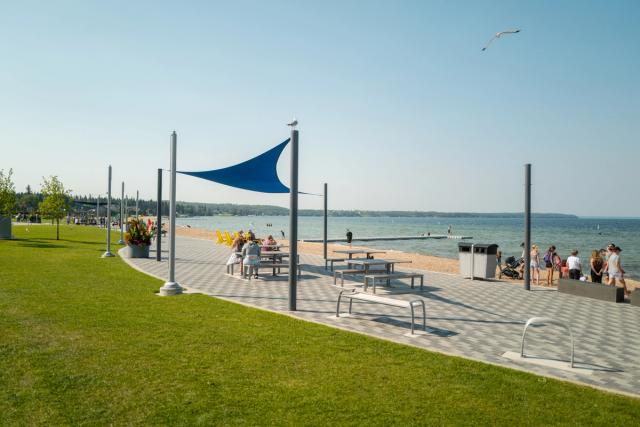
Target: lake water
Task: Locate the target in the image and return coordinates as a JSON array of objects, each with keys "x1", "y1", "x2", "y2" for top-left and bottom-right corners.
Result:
[{"x1": 176, "y1": 215, "x2": 640, "y2": 279}]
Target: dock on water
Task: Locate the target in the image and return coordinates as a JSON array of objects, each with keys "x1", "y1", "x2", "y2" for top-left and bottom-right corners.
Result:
[{"x1": 300, "y1": 235, "x2": 472, "y2": 243}]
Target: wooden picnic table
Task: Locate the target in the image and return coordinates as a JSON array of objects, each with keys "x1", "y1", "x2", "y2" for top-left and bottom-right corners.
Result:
[{"x1": 333, "y1": 249, "x2": 387, "y2": 259}]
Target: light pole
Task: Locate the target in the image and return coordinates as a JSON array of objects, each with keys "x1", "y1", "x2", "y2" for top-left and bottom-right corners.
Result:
[
  {"x1": 159, "y1": 131, "x2": 183, "y2": 296},
  {"x1": 102, "y1": 165, "x2": 115, "y2": 257},
  {"x1": 288, "y1": 128, "x2": 299, "y2": 311},
  {"x1": 524, "y1": 164, "x2": 531, "y2": 291},
  {"x1": 118, "y1": 182, "x2": 125, "y2": 244}
]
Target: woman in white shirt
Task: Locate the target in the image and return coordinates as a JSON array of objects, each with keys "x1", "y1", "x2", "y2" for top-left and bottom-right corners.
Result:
[
  {"x1": 566, "y1": 250, "x2": 582, "y2": 280},
  {"x1": 605, "y1": 246, "x2": 629, "y2": 296}
]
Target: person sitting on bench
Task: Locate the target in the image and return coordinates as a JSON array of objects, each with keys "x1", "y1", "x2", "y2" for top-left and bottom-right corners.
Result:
[{"x1": 242, "y1": 239, "x2": 261, "y2": 279}]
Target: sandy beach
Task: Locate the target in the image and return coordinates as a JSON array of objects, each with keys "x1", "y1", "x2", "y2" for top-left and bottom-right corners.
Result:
[{"x1": 172, "y1": 225, "x2": 640, "y2": 291}]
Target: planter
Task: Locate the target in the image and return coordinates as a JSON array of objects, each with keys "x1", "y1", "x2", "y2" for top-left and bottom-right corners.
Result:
[
  {"x1": 0, "y1": 216, "x2": 11, "y2": 240},
  {"x1": 125, "y1": 244, "x2": 150, "y2": 258}
]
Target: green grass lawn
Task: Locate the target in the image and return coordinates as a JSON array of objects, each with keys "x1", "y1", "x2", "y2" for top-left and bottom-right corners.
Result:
[{"x1": 1, "y1": 225, "x2": 638, "y2": 425}]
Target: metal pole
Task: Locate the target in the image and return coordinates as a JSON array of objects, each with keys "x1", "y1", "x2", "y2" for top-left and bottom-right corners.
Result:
[
  {"x1": 288, "y1": 129, "x2": 299, "y2": 311},
  {"x1": 135, "y1": 190, "x2": 139, "y2": 219},
  {"x1": 159, "y1": 131, "x2": 182, "y2": 296},
  {"x1": 323, "y1": 182, "x2": 328, "y2": 260},
  {"x1": 102, "y1": 166, "x2": 114, "y2": 257},
  {"x1": 524, "y1": 163, "x2": 531, "y2": 291},
  {"x1": 118, "y1": 182, "x2": 125, "y2": 244},
  {"x1": 156, "y1": 168, "x2": 162, "y2": 262}
]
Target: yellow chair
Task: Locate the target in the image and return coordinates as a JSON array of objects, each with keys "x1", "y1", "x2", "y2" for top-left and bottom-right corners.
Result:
[
  {"x1": 224, "y1": 231, "x2": 234, "y2": 246},
  {"x1": 215, "y1": 230, "x2": 224, "y2": 244}
]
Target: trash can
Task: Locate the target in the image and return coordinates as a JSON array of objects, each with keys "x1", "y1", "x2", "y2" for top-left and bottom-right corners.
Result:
[
  {"x1": 458, "y1": 243, "x2": 499, "y2": 280},
  {"x1": 458, "y1": 242, "x2": 473, "y2": 278}
]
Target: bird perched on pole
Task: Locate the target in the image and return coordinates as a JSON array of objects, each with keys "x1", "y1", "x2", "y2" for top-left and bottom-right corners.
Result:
[
  {"x1": 287, "y1": 118, "x2": 298, "y2": 129},
  {"x1": 481, "y1": 29, "x2": 520, "y2": 51}
]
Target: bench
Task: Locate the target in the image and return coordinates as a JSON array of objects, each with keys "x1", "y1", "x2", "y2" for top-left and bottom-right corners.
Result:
[
  {"x1": 256, "y1": 262, "x2": 302, "y2": 278},
  {"x1": 364, "y1": 272, "x2": 424, "y2": 293},
  {"x1": 334, "y1": 269, "x2": 365, "y2": 286},
  {"x1": 557, "y1": 278, "x2": 624, "y2": 303},
  {"x1": 336, "y1": 290, "x2": 426, "y2": 334},
  {"x1": 324, "y1": 257, "x2": 346, "y2": 271}
]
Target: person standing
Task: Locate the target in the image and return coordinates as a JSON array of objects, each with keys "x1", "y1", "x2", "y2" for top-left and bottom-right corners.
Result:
[
  {"x1": 605, "y1": 246, "x2": 629, "y2": 295},
  {"x1": 566, "y1": 250, "x2": 582, "y2": 280},
  {"x1": 590, "y1": 250, "x2": 604, "y2": 283},
  {"x1": 544, "y1": 245, "x2": 556, "y2": 286},
  {"x1": 346, "y1": 229, "x2": 353, "y2": 248},
  {"x1": 530, "y1": 244, "x2": 540, "y2": 286}
]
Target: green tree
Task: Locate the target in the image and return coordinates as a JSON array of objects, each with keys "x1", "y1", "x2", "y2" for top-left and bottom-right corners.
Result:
[
  {"x1": 39, "y1": 176, "x2": 71, "y2": 240},
  {"x1": 0, "y1": 169, "x2": 17, "y2": 217}
]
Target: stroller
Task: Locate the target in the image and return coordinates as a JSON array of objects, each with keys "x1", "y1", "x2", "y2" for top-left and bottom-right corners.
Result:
[{"x1": 498, "y1": 255, "x2": 523, "y2": 279}]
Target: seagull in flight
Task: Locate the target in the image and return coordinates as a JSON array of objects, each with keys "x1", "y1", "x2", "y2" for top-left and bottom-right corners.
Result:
[
  {"x1": 481, "y1": 29, "x2": 520, "y2": 51},
  {"x1": 287, "y1": 118, "x2": 298, "y2": 129}
]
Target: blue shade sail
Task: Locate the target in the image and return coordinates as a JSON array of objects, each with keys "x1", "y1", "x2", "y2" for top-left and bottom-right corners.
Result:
[{"x1": 178, "y1": 139, "x2": 291, "y2": 193}]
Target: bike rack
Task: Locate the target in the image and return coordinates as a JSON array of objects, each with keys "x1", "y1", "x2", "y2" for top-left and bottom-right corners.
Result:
[{"x1": 521, "y1": 317, "x2": 574, "y2": 368}]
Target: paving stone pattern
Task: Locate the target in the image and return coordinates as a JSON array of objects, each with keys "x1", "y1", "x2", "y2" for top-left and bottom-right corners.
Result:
[{"x1": 126, "y1": 237, "x2": 640, "y2": 397}]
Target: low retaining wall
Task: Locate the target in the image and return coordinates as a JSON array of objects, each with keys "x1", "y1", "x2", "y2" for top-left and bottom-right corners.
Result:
[
  {"x1": 631, "y1": 290, "x2": 640, "y2": 307},
  {"x1": 557, "y1": 278, "x2": 624, "y2": 303}
]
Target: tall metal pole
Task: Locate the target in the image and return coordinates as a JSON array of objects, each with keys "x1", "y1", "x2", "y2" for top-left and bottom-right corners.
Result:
[
  {"x1": 118, "y1": 182, "x2": 125, "y2": 244},
  {"x1": 524, "y1": 163, "x2": 531, "y2": 291},
  {"x1": 156, "y1": 168, "x2": 162, "y2": 262},
  {"x1": 323, "y1": 182, "x2": 328, "y2": 260},
  {"x1": 288, "y1": 129, "x2": 299, "y2": 311},
  {"x1": 102, "y1": 166, "x2": 114, "y2": 257},
  {"x1": 135, "y1": 190, "x2": 139, "y2": 219},
  {"x1": 159, "y1": 131, "x2": 182, "y2": 296}
]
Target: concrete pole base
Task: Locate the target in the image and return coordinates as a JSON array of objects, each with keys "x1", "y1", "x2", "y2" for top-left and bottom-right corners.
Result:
[
  {"x1": 159, "y1": 282, "x2": 183, "y2": 296},
  {"x1": 102, "y1": 251, "x2": 115, "y2": 258},
  {"x1": 118, "y1": 239, "x2": 125, "y2": 245}
]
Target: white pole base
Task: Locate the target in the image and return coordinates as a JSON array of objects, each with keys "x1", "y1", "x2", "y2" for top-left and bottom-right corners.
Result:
[
  {"x1": 159, "y1": 282, "x2": 183, "y2": 296},
  {"x1": 118, "y1": 239, "x2": 125, "y2": 245},
  {"x1": 102, "y1": 251, "x2": 115, "y2": 258}
]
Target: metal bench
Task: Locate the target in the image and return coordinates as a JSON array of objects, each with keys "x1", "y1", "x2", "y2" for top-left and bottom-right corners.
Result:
[
  {"x1": 364, "y1": 272, "x2": 424, "y2": 293},
  {"x1": 336, "y1": 290, "x2": 426, "y2": 334},
  {"x1": 324, "y1": 257, "x2": 346, "y2": 271},
  {"x1": 334, "y1": 269, "x2": 365, "y2": 286},
  {"x1": 257, "y1": 262, "x2": 301, "y2": 278}
]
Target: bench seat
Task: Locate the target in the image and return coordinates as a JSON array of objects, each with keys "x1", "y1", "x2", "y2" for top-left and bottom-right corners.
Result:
[
  {"x1": 336, "y1": 290, "x2": 426, "y2": 334},
  {"x1": 324, "y1": 257, "x2": 346, "y2": 271},
  {"x1": 257, "y1": 262, "x2": 301, "y2": 278},
  {"x1": 364, "y1": 272, "x2": 424, "y2": 293},
  {"x1": 334, "y1": 269, "x2": 366, "y2": 286}
]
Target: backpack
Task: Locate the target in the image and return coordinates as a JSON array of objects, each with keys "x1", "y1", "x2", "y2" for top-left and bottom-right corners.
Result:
[{"x1": 543, "y1": 252, "x2": 552, "y2": 264}]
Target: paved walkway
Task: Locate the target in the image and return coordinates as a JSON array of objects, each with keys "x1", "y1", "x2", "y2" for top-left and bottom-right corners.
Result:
[{"x1": 125, "y1": 237, "x2": 640, "y2": 397}]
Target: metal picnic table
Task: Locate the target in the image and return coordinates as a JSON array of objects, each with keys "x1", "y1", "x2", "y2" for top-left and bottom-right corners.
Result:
[
  {"x1": 333, "y1": 249, "x2": 387, "y2": 259},
  {"x1": 345, "y1": 258, "x2": 412, "y2": 287}
]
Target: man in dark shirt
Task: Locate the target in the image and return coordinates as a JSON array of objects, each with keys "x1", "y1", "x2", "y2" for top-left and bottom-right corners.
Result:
[{"x1": 346, "y1": 229, "x2": 353, "y2": 247}]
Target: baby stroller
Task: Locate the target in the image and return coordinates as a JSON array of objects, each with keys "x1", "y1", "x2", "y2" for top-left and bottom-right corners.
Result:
[{"x1": 499, "y1": 256, "x2": 523, "y2": 279}]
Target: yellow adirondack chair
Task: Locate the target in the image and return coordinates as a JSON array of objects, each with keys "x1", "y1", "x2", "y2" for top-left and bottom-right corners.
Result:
[
  {"x1": 223, "y1": 231, "x2": 234, "y2": 246},
  {"x1": 215, "y1": 230, "x2": 224, "y2": 244}
]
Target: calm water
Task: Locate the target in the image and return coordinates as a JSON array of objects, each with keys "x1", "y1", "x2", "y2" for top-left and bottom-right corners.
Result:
[{"x1": 176, "y1": 216, "x2": 640, "y2": 279}]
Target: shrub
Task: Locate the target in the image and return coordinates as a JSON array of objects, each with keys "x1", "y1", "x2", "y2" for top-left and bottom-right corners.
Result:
[{"x1": 124, "y1": 218, "x2": 152, "y2": 246}]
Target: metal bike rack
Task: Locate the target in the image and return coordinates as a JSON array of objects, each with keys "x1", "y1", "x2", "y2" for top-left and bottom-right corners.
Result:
[{"x1": 521, "y1": 317, "x2": 574, "y2": 368}]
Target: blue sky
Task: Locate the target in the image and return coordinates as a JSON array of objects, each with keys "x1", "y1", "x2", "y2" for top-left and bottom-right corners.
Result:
[{"x1": 1, "y1": 1, "x2": 638, "y2": 216}]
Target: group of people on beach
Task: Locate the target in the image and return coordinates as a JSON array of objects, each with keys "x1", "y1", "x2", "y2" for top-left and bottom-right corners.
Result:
[
  {"x1": 527, "y1": 243, "x2": 628, "y2": 294},
  {"x1": 226, "y1": 230, "x2": 280, "y2": 279}
]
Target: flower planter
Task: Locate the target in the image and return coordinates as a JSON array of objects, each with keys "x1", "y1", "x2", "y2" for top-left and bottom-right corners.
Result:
[
  {"x1": 125, "y1": 244, "x2": 150, "y2": 258},
  {"x1": 0, "y1": 216, "x2": 11, "y2": 240}
]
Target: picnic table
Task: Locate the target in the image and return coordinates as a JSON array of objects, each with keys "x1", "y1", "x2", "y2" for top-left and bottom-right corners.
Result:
[
  {"x1": 333, "y1": 249, "x2": 386, "y2": 259},
  {"x1": 345, "y1": 258, "x2": 412, "y2": 287}
]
